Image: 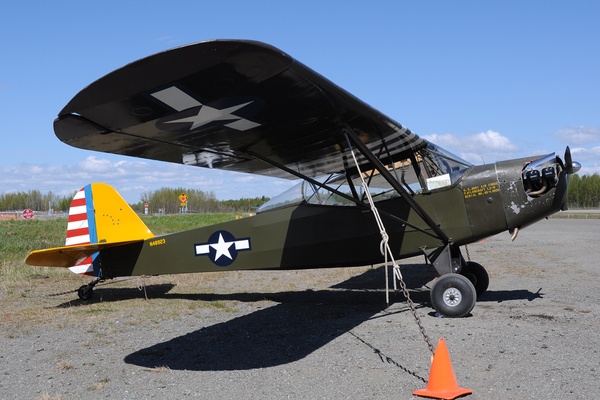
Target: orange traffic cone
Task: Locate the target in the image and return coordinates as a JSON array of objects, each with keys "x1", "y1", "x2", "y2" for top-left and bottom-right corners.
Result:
[{"x1": 413, "y1": 338, "x2": 472, "y2": 399}]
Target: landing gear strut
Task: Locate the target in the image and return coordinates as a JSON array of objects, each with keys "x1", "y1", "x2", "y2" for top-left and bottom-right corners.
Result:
[{"x1": 424, "y1": 244, "x2": 489, "y2": 318}]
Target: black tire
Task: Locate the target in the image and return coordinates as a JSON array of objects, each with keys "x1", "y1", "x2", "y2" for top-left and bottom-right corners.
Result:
[
  {"x1": 462, "y1": 261, "x2": 489, "y2": 297},
  {"x1": 430, "y1": 273, "x2": 476, "y2": 318},
  {"x1": 77, "y1": 285, "x2": 94, "y2": 301}
]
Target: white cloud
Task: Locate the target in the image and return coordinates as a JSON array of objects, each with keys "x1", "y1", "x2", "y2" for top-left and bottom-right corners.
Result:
[
  {"x1": 232, "y1": 175, "x2": 259, "y2": 184},
  {"x1": 569, "y1": 146, "x2": 600, "y2": 171},
  {"x1": 0, "y1": 155, "x2": 295, "y2": 204},
  {"x1": 78, "y1": 156, "x2": 114, "y2": 173},
  {"x1": 471, "y1": 130, "x2": 519, "y2": 151},
  {"x1": 423, "y1": 127, "x2": 600, "y2": 175},
  {"x1": 424, "y1": 130, "x2": 519, "y2": 165},
  {"x1": 422, "y1": 133, "x2": 457, "y2": 147},
  {"x1": 549, "y1": 131, "x2": 599, "y2": 177},
  {"x1": 555, "y1": 126, "x2": 600, "y2": 145}
]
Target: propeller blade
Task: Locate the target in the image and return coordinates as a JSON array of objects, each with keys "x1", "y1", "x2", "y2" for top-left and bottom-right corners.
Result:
[
  {"x1": 564, "y1": 146, "x2": 581, "y2": 174},
  {"x1": 565, "y1": 146, "x2": 573, "y2": 173}
]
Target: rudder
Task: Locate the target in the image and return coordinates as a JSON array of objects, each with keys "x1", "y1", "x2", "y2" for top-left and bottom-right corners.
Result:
[{"x1": 66, "y1": 183, "x2": 154, "y2": 276}]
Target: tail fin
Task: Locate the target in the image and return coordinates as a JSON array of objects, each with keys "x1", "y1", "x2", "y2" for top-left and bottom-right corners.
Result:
[{"x1": 66, "y1": 183, "x2": 154, "y2": 276}]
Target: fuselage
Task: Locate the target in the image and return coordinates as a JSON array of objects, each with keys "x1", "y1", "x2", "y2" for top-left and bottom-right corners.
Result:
[{"x1": 98, "y1": 154, "x2": 569, "y2": 278}]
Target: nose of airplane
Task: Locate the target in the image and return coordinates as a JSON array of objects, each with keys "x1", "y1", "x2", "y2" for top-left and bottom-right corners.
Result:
[{"x1": 496, "y1": 148, "x2": 578, "y2": 233}]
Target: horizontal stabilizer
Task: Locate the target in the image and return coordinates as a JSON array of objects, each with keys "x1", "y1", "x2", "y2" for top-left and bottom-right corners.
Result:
[{"x1": 25, "y1": 240, "x2": 145, "y2": 268}]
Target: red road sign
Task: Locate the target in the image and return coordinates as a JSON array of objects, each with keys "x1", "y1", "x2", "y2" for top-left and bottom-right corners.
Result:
[{"x1": 22, "y1": 209, "x2": 34, "y2": 220}]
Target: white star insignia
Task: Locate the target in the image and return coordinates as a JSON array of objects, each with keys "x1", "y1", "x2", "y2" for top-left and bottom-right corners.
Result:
[
  {"x1": 167, "y1": 101, "x2": 258, "y2": 130},
  {"x1": 151, "y1": 86, "x2": 261, "y2": 131},
  {"x1": 194, "y1": 231, "x2": 252, "y2": 266},
  {"x1": 210, "y1": 233, "x2": 234, "y2": 261}
]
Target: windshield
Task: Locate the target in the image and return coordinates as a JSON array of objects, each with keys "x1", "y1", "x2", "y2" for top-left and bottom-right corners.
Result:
[{"x1": 419, "y1": 143, "x2": 472, "y2": 190}]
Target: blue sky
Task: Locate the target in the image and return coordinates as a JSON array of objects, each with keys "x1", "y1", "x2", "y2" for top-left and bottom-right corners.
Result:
[{"x1": 2, "y1": 1, "x2": 599, "y2": 204}]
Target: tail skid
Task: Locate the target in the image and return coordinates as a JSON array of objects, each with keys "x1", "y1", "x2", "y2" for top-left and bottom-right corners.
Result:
[{"x1": 26, "y1": 183, "x2": 154, "y2": 276}]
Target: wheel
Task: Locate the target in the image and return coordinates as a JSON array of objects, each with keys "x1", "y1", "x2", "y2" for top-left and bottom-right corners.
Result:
[
  {"x1": 461, "y1": 261, "x2": 489, "y2": 297},
  {"x1": 430, "y1": 273, "x2": 476, "y2": 318},
  {"x1": 77, "y1": 285, "x2": 94, "y2": 301}
]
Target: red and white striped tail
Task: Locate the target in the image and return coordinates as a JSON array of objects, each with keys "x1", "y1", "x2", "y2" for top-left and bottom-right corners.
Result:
[{"x1": 66, "y1": 187, "x2": 96, "y2": 276}]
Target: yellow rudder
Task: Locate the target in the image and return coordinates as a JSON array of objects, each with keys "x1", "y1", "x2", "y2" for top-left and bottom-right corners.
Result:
[{"x1": 89, "y1": 182, "x2": 154, "y2": 243}]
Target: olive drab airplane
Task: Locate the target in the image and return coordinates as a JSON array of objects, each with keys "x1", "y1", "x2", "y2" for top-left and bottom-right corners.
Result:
[{"x1": 26, "y1": 40, "x2": 580, "y2": 317}]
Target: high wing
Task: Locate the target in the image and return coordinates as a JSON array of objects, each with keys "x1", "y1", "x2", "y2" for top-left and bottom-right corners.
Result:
[{"x1": 54, "y1": 39, "x2": 426, "y2": 179}]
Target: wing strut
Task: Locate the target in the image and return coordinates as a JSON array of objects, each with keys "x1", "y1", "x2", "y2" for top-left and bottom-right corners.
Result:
[
  {"x1": 246, "y1": 150, "x2": 366, "y2": 208},
  {"x1": 343, "y1": 127, "x2": 449, "y2": 244},
  {"x1": 247, "y1": 147, "x2": 442, "y2": 238}
]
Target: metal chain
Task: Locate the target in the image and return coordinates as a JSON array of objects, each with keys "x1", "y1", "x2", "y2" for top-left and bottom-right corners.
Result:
[
  {"x1": 47, "y1": 288, "x2": 79, "y2": 297},
  {"x1": 394, "y1": 268, "x2": 435, "y2": 354},
  {"x1": 346, "y1": 143, "x2": 435, "y2": 355}
]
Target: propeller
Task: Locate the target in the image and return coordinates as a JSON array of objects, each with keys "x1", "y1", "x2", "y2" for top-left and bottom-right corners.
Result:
[{"x1": 564, "y1": 146, "x2": 581, "y2": 174}]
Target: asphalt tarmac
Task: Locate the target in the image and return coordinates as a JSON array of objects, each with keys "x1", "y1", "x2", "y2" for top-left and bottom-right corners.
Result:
[{"x1": 2, "y1": 218, "x2": 599, "y2": 399}]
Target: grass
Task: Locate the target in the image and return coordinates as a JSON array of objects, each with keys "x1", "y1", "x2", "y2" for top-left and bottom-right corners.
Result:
[
  {"x1": 0, "y1": 218, "x2": 65, "y2": 262},
  {"x1": 1, "y1": 218, "x2": 70, "y2": 296},
  {"x1": 0, "y1": 213, "x2": 240, "y2": 335}
]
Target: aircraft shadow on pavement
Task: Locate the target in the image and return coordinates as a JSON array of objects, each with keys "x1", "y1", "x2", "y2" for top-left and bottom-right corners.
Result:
[
  {"x1": 53, "y1": 264, "x2": 545, "y2": 371},
  {"x1": 52, "y1": 283, "x2": 177, "y2": 308},
  {"x1": 479, "y1": 287, "x2": 544, "y2": 303},
  {"x1": 123, "y1": 265, "x2": 433, "y2": 372},
  {"x1": 53, "y1": 264, "x2": 434, "y2": 308},
  {"x1": 53, "y1": 263, "x2": 544, "y2": 309}
]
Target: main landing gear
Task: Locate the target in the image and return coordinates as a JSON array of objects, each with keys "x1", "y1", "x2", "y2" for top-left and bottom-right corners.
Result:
[{"x1": 425, "y1": 244, "x2": 490, "y2": 318}]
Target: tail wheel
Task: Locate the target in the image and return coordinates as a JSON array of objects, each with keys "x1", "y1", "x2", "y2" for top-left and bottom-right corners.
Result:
[
  {"x1": 461, "y1": 261, "x2": 489, "y2": 297},
  {"x1": 430, "y1": 273, "x2": 476, "y2": 318},
  {"x1": 77, "y1": 285, "x2": 94, "y2": 301}
]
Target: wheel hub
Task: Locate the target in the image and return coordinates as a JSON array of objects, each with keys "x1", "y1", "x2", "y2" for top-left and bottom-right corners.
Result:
[{"x1": 443, "y1": 287, "x2": 462, "y2": 307}]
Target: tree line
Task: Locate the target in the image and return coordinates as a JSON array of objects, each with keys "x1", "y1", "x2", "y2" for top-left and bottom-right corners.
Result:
[
  {"x1": 133, "y1": 187, "x2": 269, "y2": 214},
  {"x1": 2, "y1": 174, "x2": 599, "y2": 213},
  {"x1": 0, "y1": 187, "x2": 269, "y2": 214},
  {"x1": 0, "y1": 190, "x2": 72, "y2": 213},
  {"x1": 566, "y1": 173, "x2": 600, "y2": 208}
]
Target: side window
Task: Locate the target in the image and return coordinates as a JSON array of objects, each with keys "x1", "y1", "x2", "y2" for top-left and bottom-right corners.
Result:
[{"x1": 257, "y1": 144, "x2": 473, "y2": 214}]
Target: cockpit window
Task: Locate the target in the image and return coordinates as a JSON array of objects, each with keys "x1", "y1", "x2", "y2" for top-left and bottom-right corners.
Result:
[
  {"x1": 257, "y1": 144, "x2": 472, "y2": 213},
  {"x1": 303, "y1": 174, "x2": 357, "y2": 206},
  {"x1": 418, "y1": 144, "x2": 472, "y2": 191}
]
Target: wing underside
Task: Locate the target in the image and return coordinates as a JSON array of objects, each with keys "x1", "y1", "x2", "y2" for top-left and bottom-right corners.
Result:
[{"x1": 54, "y1": 40, "x2": 427, "y2": 179}]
